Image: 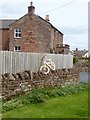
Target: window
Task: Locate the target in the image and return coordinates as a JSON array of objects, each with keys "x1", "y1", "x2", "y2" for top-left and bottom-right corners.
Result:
[
  {"x1": 14, "y1": 46, "x2": 21, "y2": 52},
  {"x1": 14, "y1": 29, "x2": 21, "y2": 38}
]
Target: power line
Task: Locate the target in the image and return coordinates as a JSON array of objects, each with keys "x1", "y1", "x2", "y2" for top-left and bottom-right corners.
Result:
[{"x1": 39, "y1": 0, "x2": 76, "y2": 14}]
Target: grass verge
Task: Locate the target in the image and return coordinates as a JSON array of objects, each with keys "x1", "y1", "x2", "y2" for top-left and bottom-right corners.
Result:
[{"x1": 2, "y1": 83, "x2": 88, "y2": 118}]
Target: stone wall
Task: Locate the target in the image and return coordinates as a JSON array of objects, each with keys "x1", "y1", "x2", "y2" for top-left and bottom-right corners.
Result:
[
  {"x1": 1, "y1": 69, "x2": 79, "y2": 99},
  {"x1": 73, "y1": 61, "x2": 90, "y2": 72}
]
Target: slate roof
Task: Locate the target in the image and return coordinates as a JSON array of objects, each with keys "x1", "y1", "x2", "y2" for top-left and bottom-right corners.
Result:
[
  {"x1": 0, "y1": 19, "x2": 16, "y2": 29},
  {"x1": 38, "y1": 16, "x2": 63, "y2": 35},
  {"x1": 73, "y1": 50, "x2": 88, "y2": 58},
  {"x1": 0, "y1": 15, "x2": 63, "y2": 35},
  {"x1": 8, "y1": 14, "x2": 63, "y2": 35}
]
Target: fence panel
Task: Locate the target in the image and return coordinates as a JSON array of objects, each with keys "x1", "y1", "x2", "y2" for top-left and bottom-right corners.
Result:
[{"x1": 0, "y1": 51, "x2": 73, "y2": 74}]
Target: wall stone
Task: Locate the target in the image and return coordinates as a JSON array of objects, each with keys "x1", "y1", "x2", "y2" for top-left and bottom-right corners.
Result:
[
  {"x1": 1, "y1": 68, "x2": 79, "y2": 99},
  {"x1": 73, "y1": 61, "x2": 90, "y2": 72}
]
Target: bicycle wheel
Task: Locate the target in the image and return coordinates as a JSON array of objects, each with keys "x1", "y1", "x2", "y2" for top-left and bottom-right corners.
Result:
[
  {"x1": 50, "y1": 62, "x2": 55, "y2": 70},
  {"x1": 40, "y1": 65, "x2": 50, "y2": 74}
]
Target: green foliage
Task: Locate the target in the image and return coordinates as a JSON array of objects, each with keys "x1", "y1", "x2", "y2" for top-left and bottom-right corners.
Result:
[
  {"x1": 27, "y1": 93, "x2": 45, "y2": 104},
  {"x1": 2, "y1": 83, "x2": 88, "y2": 113},
  {"x1": 3, "y1": 91, "x2": 88, "y2": 118},
  {"x1": 2, "y1": 99, "x2": 23, "y2": 113},
  {"x1": 73, "y1": 57, "x2": 78, "y2": 64},
  {"x1": 83, "y1": 59, "x2": 89, "y2": 63}
]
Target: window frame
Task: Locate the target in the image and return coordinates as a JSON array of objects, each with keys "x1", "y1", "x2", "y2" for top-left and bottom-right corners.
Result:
[
  {"x1": 14, "y1": 46, "x2": 21, "y2": 52},
  {"x1": 14, "y1": 29, "x2": 21, "y2": 38}
]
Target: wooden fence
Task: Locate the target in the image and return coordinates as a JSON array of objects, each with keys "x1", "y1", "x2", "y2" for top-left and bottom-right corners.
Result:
[{"x1": 0, "y1": 51, "x2": 73, "y2": 74}]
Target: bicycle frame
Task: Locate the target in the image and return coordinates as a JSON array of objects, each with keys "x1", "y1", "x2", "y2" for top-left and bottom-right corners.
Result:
[{"x1": 40, "y1": 59, "x2": 55, "y2": 74}]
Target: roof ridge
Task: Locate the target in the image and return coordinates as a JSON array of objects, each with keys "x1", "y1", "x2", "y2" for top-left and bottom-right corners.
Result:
[
  {"x1": 37, "y1": 15, "x2": 63, "y2": 35},
  {"x1": 0, "y1": 19, "x2": 16, "y2": 21}
]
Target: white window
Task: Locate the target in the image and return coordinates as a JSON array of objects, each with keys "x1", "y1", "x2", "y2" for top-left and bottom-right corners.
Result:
[
  {"x1": 14, "y1": 46, "x2": 21, "y2": 52},
  {"x1": 14, "y1": 29, "x2": 21, "y2": 38}
]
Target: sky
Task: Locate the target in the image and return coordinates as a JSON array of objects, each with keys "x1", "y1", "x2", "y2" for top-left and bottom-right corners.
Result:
[{"x1": 0, "y1": 0, "x2": 89, "y2": 50}]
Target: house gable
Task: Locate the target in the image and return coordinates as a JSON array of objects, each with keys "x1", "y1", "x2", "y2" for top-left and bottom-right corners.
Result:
[
  {"x1": 1, "y1": 1, "x2": 67, "y2": 53},
  {"x1": 9, "y1": 2, "x2": 64, "y2": 53},
  {"x1": 9, "y1": 13, "x2": 51, "y2": 52}
]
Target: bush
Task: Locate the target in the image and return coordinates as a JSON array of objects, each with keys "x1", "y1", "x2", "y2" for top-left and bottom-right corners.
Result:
[
  {"x1": 2, "y1": 83, "x2": 88, "y2": 113},
  {"x1": 2, "y1": 99, "x2": 23, "y2": 113},
  {"x1": 27, "y1": 93, "x2": 45, "y2": 104},
  {"x1": 73, "y1": 57, "x2": 78, "y2": 64}
]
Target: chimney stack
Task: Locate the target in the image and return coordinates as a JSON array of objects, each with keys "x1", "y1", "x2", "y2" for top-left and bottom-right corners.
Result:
[
  {"x1": 76, "y1": 48, "x2": 78, "y2": 51},
  {"x1": 45, "y1": 15, "x2": 50, "y2": 22},
  {"x1": 28, "y1": 2, "x2": 35, "y2": 14}
]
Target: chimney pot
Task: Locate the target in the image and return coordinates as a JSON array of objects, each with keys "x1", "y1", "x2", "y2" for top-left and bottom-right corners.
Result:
[
  {"x1": 28, "y1": 2, "x2": 35, "y2": 14},
  {"x1": 45, "y1": 15, "x2": 50, "y2": 22},
  {"x1": 31, "y1": 2, "x2": 33, "y2": 6}
]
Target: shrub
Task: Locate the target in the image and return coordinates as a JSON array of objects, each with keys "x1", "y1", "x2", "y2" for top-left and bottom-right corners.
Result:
[
  {"x1": 27, "y1": 93, "x2": 45, "y2": 104},
  {"x1": 2, "y1": 83, "x2": 88, "y2": 113},
  {"x1": 73, "y1": 57, "x2": 78, "y2": 64},
  {"x1": 2, "y1": 99, "x2": 22, "y2": 113}
]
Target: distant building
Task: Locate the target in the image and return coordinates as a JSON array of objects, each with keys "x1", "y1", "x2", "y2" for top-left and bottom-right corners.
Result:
[
  {"x1": 82, "y1": 52, "x2": 90, "y2": 58},
  {"x1": 72, "y1": 48, "x2": 88, "y2": 59},
  {"x1": 0, "y1": 20, "x2": 15, "y2": 50},
  {"x1": 0, "y1": 2, "x2": 70, "y2": 54}
]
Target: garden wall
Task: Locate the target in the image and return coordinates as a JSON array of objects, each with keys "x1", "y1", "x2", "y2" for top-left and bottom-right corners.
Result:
[
  {"x1": 73, "y1": 61, "x2": 90, "y2": 72},
  {"x1": 1, "y1": 68, "x2": 79, "y2": 99}
]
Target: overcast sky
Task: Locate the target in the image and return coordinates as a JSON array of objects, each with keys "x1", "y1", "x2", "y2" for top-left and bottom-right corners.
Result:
[{"x1": 0, "y1": 0, "x2": 89, "y2": 50}]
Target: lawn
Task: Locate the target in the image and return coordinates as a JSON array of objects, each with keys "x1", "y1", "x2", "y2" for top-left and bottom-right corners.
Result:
[{"x1": 2, "y1": 91, "x2": 88, "y2": 118}]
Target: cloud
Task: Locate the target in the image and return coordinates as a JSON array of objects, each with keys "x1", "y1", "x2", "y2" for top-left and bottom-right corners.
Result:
[
  {"x1": 0, "y1": 1, "x2": 28, "y2": 19},
  {"x1": 1, "y1": 2, "x2": 27, "y2": 13},
  {"x1": 56, "y1": 25, "x2": 88, "y2": 50},
  {"x1": 0, "y1": 0, "x2": 88, "y2": 50},
  {"x1": 61, "y1": 26, "x2": 88, "y2": 50},
  {"x1": 60, "y1": 26, "x2": 88, "y2": 35}
]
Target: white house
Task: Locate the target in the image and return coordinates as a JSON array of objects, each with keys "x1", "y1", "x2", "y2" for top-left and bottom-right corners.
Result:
[{"x1": 82, "y1": 51, "x2": 90, "y2": 58}]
